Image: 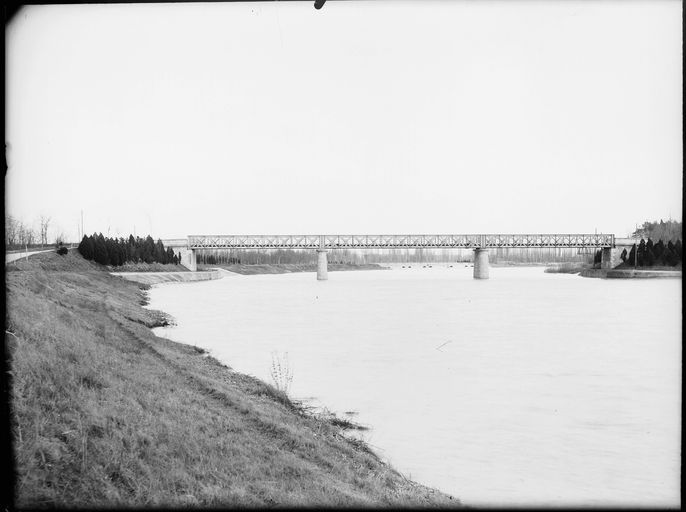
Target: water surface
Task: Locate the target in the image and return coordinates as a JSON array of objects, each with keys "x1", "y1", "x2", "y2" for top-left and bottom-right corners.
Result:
[{"x1": 150, "y1": 266, "x2": 681, "y2": 507}]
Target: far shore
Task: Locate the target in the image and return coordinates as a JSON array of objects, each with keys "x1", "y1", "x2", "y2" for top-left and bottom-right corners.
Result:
[
  {"x1": 197, "y1": 262, "x2": 390, "y2": 275},
  {"x1": 112, "y1": 262, "x2": 391, "y2": 284},
  {"x1": 110, "y1": 259, "x2": 682, "y2": 282},
  {"x1": 581, "y1": 268, "x2": 682, "y2": 279},
  {"x1": 544, "y1": 262, "x2": 682, "y2": 278},
  {"x1": 491, "y1": 261, "x2": 567, "y2": 267}
]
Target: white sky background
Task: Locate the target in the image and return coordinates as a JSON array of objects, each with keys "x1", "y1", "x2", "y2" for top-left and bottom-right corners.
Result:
[{"x1": 5, "y1": 0, "x2": 683, "y2": 241}]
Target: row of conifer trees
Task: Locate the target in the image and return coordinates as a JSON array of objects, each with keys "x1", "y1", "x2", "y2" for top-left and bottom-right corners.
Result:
[
  {"x1": 593, "y1": 238, "x2": 682, "y2": 267},
  {"x1": 78, "y1": 234, "x2": 179, "y2": 266}
]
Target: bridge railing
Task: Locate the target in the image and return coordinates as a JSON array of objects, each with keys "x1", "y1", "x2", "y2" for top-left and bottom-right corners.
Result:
[
  {"x1": 187, "y1": 234, "x2": 615, "y2": 249},
  {"x1": 161, "y1": 238, "x2": 192, "y2": 248}
]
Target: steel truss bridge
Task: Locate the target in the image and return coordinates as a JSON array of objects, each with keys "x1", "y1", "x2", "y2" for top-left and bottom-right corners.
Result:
[{"x1": 187, "y1": 234, "x2": 615, "y2": 250}]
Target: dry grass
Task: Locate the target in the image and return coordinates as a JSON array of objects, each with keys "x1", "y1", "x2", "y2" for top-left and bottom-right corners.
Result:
[
  {"x1": 270, "y1": 352, "x2": 294, "y2": 395},
  {"x1": 111, "y1": 261, "x2": 190, "y2": 273},
  {"x1": 6, "y1": 251, "x2": 459, "y2": 508},
  {"x1": 614, "y1": 262, "x2": 682, "y2": 271}
]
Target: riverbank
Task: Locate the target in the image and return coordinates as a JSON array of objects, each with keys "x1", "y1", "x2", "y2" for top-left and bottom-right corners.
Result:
[
  {"x1": 5, "y1": 251, "x2": 458, "y2": 508},
  {"x1": 544, "y1": 263, "x2": 591, "y2": 274},
  {"x1": 492, "y1": 261, "x2": 572, "y2": 267},
  {"x1": 197, "y1": 262, "x2": 390, "y2": 275},
  {"x1": 113, "y1": 270, "x2": 223, "y2": 285},
  {"x1": 580, "y1": 268, "x2": 682, "y2": 279},
  {"x1": 110, "y1": 261, "x2": 190, "y2": 273}
]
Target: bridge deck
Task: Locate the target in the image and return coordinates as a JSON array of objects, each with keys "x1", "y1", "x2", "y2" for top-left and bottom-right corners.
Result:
[{"x1": 183, "y1": 234, "x2": 615, "y2": 249}]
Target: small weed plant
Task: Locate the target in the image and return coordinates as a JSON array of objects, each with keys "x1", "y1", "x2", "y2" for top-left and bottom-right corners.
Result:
[{"x1": 270, "y1": 351, "x2": 293, "y2": 395}]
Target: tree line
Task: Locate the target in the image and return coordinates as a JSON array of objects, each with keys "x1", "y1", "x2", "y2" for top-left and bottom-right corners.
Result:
[
  {"x1": 195, "y1": 246, "x2": 591, "y2": 265},
  {"x1": 78, "y1": 234, "x2": 180, "y2": 266},
  {"x1": 623, "y1": 238, "x2": 682, "y2": 267},
  {"x1": 632, "y1": 219, "x2": 681, "y2": 242},
  {"x1": 5, "y1": 214, "x2": 65, "y2": 250},
  {"x1": 593, "y1": 238, "x2": 683, "y2": 267}
]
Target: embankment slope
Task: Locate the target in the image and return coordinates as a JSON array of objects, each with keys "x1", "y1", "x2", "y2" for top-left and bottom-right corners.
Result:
[
  {"x1": 5, "y1": 251, "x2": 458, "y2": 508},
  {"x1": 113, "y1": 270, "x2": 223, "y2": 285}
]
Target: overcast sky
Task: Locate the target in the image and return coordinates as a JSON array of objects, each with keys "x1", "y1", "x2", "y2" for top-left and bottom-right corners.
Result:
[{"x1": 5, "y1": 0, "x2": 682, "y2": 241}]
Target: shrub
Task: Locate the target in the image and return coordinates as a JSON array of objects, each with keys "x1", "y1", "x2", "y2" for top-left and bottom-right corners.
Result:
[{"x1": 56, "y1": 247, "x2": 68, "y2": 256}]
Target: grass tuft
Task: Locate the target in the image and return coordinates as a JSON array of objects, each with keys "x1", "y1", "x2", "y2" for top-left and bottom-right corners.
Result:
[{"x1": 270, "y1": 351, "x2": 294, "y2": 395}]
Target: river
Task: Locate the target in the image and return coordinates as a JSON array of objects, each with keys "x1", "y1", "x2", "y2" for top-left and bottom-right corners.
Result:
[{"x1": 149, "y1": 265, "x2": 681, "y2": 507}]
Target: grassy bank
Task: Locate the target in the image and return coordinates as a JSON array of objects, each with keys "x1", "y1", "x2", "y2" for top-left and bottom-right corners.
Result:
[
  {"x1": 613, "y1": 262, "x2": 682, "y2": 271},
  {"x1": 109, "y1": 261, "x2": 190, "y2": 273},
  {"x1": 494, "y1": 261, "x2": 583, "y2": 268},
  {"x1": 547, "y1": 261, "x2": 682, "y2": 276},
  {"x1": 113, "y1": 270, "x2": 223, "y2": 286},
  {"x1": 198, "y1": 262, "x2": 389, "y2": 275},
  {"x1": 544, "y1": 263, "x2": 591, "y2": 274},
  {"x1": 580, "y1": 268, "x2": 682, "y2": 279},
  {"x1": 5, "y1": 251, "x2": 458, "y2": 508}
]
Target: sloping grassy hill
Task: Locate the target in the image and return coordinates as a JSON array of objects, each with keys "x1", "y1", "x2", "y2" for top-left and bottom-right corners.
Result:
[{"x1": 5, "y1": 250, "x2": 459, "y2": 508}]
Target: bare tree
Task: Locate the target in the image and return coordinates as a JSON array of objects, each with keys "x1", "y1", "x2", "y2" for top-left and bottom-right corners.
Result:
[
  {"x1": 5, "y1": 214, "x2": 18, "y2": 247},
  {"x1": 17, "y1": 221, "x2": 26, "y2": 246},
  {"x1": 39, "y1": 215, "x2": 51, "y2": 246},
  {"x1": 5, "y1": 215, "x2": 41, "y2": 249},
  {"x1": 54, "y1": 231, "x2": 67, "y2": 246},
  {"x1": 17, "y1": 221, "x2": 36, "y2": 247},
  {"x1": 25, "y1": 227, "x2": 36, "y2": 246}
]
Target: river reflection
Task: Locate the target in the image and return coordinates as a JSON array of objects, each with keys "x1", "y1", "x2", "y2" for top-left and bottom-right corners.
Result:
[{"x1": 150, "y1": 266, "x2": 681, "y2": 507}]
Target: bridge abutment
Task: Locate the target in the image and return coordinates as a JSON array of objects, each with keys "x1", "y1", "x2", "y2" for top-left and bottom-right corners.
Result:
[
  {"x1": 473, "y1": 248, "x2": 489, "y2": 279},
  {"x1": 317, "y1": 249, "x2": 328, "y2": 280},
  {"x1": 179, "y1": 248, "x2": 197, "y2": 272},
  {"x1": 600, "y1": 247, "x2": 621, "y2": 270}
]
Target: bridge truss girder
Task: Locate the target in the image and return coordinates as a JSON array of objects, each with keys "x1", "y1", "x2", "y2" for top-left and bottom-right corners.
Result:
[{"x1": 187, "y1": 234, "x2": 615, "y2": 250}]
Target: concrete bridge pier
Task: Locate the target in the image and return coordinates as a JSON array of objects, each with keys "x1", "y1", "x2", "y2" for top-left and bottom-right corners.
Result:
[
  {"x1": 179, "y1": 248, "x2": 197, "y2": 272},
  {"x1": 600, "y1": 247, "x2": 621, "y2": 270},
  {"x1": 317, "y1": 249, "x2": 328, "y2": 280},
  {"x1": 473, "y1": 248, "x2": 489, "y2": 279}
]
